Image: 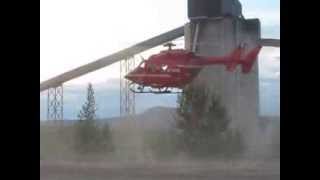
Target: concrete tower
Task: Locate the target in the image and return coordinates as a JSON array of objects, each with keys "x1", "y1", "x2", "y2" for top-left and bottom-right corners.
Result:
[{"x1": 185, "y1": 0, "x2": 261, "y2": 155}]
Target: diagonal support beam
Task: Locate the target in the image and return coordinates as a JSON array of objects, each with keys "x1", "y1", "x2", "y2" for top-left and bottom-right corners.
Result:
[
  {"x1": 259, "y1": 38, "x2": 280, "y2": 47},
  {"x1": 40, "y1": 25, "x2": 185, "y2": 92}
]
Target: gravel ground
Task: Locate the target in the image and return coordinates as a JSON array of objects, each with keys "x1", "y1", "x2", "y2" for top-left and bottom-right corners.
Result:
[{"x1": 40, "y1": 159, "x2": 280, "y2": 180}]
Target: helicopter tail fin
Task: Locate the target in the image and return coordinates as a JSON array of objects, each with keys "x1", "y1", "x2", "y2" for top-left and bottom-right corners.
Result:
[
  {"x1": 226, "y1": 47, "x2": 243, "y2": 71},
  {"x1": 241, "y1": 45, "x2": 262, "y2": 73}
]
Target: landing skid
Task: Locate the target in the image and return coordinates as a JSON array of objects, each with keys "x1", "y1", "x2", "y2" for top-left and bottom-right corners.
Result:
[{"x1": 129, "y1": 83, "x2": 182, "y2": 94}]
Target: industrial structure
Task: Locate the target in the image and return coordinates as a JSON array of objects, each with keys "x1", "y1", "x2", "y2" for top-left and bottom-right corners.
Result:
[{"x1": 40, "y1": 0, "x2": 280, "y2": 143}]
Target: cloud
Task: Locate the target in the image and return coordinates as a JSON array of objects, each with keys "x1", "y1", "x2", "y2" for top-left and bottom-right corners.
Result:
[
  {"x1": 241, "y1": 0, "x2": 280, "y2": 26},
  {"x1": 241, "y1": 0, "x2": 280, "y2": 39},
  {"x1": 40, "y1": 0, "x2": 280, "y2": 119},
  {"x1": 245, "y1": 10, "x2": 279, "y2": 27},
  {"x1": 257, "y1": 46, "x2": 280, "y2": 116},
  {"x1": 261, "y1": 25, "x2": 280, "y2": 39},
  {"x1": 258, "y1": 47, "x2": 280, "y2": 82},
  {"x1": 259, "y1": 78, "x2": 279, "y2": 116}
]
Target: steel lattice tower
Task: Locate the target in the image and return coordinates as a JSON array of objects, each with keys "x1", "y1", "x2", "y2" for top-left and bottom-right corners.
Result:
[
  {"x1": 47, "y1": 85, "x2": 64, "y2": 121},
  {"x1": 120, "y1": 57, "x2": 137, "y2": 117}
]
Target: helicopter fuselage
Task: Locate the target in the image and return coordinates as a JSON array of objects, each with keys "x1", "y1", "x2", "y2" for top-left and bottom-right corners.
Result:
[{"x1": 125, "y1": 46, "x2": 261, "y2": 93}]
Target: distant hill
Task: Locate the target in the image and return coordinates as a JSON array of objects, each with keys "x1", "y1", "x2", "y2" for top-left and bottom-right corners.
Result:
[
  {"x1": 40, "y1": 83, "x2": 178, "y2": 120},
  {"x1": 41, "y1": 107, "x2": 280, "y2": 131},
  {"x1": 118, "y1": 106, "x2": 177, "y2": 130},
  {"x1": 41, "y1": 79, "x2": 279, "y2": 120}
]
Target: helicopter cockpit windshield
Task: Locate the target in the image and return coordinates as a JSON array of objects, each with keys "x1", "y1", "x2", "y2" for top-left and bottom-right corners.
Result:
[
  {"x1": 139, "y1": 61, "x2": 156, "y2": 72},
  {"x1": 138, "y1": 61, "x2": 146, "y2": 68}
]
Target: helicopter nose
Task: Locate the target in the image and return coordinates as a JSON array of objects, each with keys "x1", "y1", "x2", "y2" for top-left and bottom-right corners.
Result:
[
  {"x1": 124, "y1": 73, "x2": 134, "y2": 81},
  {"x1": 124, "y1": 74, "x2": 130, "y2": 80},
  {"x1": 125, "y1": 68, "x2": 141, "y2": 82}
]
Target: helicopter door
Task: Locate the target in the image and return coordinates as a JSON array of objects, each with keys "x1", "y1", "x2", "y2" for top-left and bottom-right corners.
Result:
[{"x1": 146, "y1": 63, "x2": 157, "y2": 73}]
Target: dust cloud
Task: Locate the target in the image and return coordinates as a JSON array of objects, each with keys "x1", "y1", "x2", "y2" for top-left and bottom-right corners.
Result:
[{"x1": 40, "y1": 107, "x2": 279, "y2": 180}]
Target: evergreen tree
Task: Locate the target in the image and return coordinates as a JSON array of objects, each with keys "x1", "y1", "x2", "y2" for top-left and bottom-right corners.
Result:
[
  {"x1": 176, "y1": 84, "x2": 244, "y2": 157},
  {"x1": 99, "y1": 122, "x2": 114, "y2": 152},
  {"x1": 74, "y1": 83, "x2": 114, "y2": 155},
  {"x1": 75, "y1": 83, "x2": 100, "y2": 154},
  {"x1": 78, "y1": 83, "x2": 97, "y2": 121}
]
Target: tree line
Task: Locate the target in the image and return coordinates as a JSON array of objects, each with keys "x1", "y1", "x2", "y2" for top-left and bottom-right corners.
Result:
[{"x1": 73, "y1": 82, "x2": 244, "y2": 158}]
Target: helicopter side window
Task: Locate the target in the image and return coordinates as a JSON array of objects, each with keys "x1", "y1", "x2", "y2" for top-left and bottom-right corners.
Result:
[
  {"x1": 145, "y1": 63, "x2": 156, "y2": 72},
  {"x1": 149, "y1": 64, "x2": 156, "y2": 72}
]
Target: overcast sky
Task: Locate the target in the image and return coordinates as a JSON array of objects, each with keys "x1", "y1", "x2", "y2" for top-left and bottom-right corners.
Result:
[
  {"x1": 40, "y1": 0, "x2": 279, "y2": 84},
  {"x1": 40, "y1": 0, "x2": 279, "y2": 119}
]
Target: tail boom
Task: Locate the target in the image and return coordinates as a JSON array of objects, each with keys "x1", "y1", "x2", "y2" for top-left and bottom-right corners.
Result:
[{"x1": 193, "y1": 45, "x2": 262, "y2": 74}]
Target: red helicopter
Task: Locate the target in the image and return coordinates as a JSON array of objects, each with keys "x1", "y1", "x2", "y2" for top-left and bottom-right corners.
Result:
[{"x1": 125, "y1": 42, "x2": 262, "y2": 94}]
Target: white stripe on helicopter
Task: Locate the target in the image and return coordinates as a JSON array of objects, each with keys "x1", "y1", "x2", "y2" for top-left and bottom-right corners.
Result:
[
  {"x1": 127, "y1": 74, "x2": 172, "y2": 78},
  {"x1": 176, "y1": 65, "x2": 203, "y2": 68}
]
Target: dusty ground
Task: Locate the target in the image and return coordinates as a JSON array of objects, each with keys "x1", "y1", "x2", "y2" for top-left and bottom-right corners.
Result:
[{"x1": 40, "y1": 159, "x2": 280, "y2": 180}]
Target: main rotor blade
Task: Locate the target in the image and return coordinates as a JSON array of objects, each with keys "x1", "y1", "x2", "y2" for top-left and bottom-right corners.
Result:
[{"x1": 40, "y1": 25, "x2": 185, "y2": 92}]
